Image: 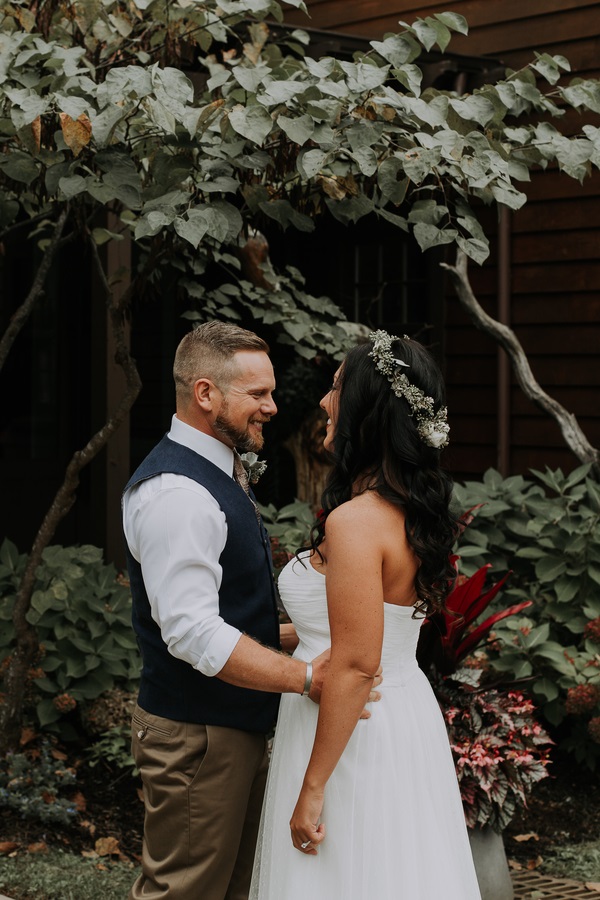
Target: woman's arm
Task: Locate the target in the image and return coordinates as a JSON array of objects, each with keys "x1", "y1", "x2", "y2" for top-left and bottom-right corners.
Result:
[
  {"x1": 289, "y1": 501, "x2": 385, "y2": 854},
  {"x1": 280, "y1": 622, "x2": 299, "y2": 654}
]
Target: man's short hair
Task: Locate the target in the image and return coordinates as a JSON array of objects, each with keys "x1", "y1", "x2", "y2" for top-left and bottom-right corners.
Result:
[{"x1": 173, "y1": 321, "x2": 270, "y2": 401}]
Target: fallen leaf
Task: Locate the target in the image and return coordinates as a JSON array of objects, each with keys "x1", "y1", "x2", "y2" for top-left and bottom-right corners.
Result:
[
  {"x1": 81, "y1": 850, "x2": 98, "y2": 859},
  {"x1": 586, "y1": 884, "x2": 600, "y2": 893},
  {"x1": 50, "y1": 748, "x2": 67, "y2": 761},
  {"x1": 0, "y1": 842, "x2": 19, "y2": 856},
  {"x1": 526, "y1": 856, "x2": 543, "y2": 870},
  {"x1": 95, "y1": 836, "x2": 120, "y2": 857},
  {"x1": 80, "y1": 819, "x2": 96, "y2": 835},
  {"x1": 513, "y1": 833, "x2": 539, "y2": 842},
  {"x1": 20, "y1": 727, "x2": 37, "y2": 746},
  {"x1": 96, "y1": 863, "x2": 108, "y2": 871},
  {"x1": 71, "y1": 791, "x2": 87, "y2": 811},
  {"x1": 507, "y1": 859, "x2": 522, "y2": 870},
  {"x1": 41, "y1": 790, "x2": 56, "y2": 804},
  {"x1": 27, "y1": 842, "x2": 48, "y2": 854}
]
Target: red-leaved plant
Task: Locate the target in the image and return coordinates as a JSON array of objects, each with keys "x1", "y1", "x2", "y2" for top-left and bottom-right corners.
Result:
[{"x1": 417, "y1": 537, "x2": 552, "y2": 833}]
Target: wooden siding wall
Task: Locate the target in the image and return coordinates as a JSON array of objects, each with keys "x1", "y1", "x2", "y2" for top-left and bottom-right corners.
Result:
[{"x1": 286, "y1": 0, "x2": 600, "y2": 479}]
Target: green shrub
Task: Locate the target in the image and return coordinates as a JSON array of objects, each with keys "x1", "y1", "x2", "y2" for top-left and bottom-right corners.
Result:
[
  {"x1": 259, "y1": 499, "x2": 315, "y2": 572},
  {"x1": 0, "y1": 541, "x2": 140, "y2": 738},
  {"x1": 0, "y1": 739, "x2": 77, "y2": 825},
  {"x1": 87, "y1": 726, "x2": 137, "y2": 777},
  {"x1": 453, "y1": 466, "x2": 600, "y2": 768}
]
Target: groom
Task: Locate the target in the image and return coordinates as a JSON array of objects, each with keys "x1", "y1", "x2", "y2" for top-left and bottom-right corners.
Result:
[{"x1": 123, "y1": 321, "x2": 330, "y2": 900}]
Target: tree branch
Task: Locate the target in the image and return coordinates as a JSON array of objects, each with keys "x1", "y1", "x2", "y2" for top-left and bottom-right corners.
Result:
[
  {"x1": 0, "y1": 206, "x2": 70, "y2": 373},
  {"x1": 0, "y1": 231, "x2": 142, "y2": 753},
  {"x1": 441, "y1": 250, "x2": 600, "y2": 479}
]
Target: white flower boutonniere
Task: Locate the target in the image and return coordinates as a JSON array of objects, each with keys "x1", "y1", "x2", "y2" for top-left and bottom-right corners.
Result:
[{"x1": 239, "y1": 452, "x2": 267, "y2": 484}]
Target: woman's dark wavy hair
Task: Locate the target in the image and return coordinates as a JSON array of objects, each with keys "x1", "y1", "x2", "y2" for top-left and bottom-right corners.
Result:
[{"x1": 311, "y1": 337, "x2": 459, "y2": 615}]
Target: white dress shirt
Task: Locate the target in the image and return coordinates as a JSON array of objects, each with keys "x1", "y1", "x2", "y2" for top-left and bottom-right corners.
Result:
[{"x1": 122, "y1": 415, "x2": 243, "y2": 677}]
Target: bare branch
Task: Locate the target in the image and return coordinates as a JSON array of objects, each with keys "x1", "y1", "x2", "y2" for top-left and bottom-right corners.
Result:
[
  {"x1": 0, "y1": 231, "x2": 142, "y2": 752},
  {"x1": 0, "y1": 206, "x2": 70, "y2": 373},
  {"x1": 442, "y1": 250, "x2": 600, "y2": 479}
]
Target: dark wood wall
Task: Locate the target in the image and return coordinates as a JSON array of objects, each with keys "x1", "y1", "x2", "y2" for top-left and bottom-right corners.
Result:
[{"x1": 285, "y1": 0, "x2": 600, "y2": 479}]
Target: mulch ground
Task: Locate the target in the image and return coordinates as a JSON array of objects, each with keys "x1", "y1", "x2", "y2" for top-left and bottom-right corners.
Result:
[
  {"x1": 504, "y1": 751, "x2": 600, "y2": 870},
  {"x1": 0, "y1": 748, "x2": 598, "y2": 870}
]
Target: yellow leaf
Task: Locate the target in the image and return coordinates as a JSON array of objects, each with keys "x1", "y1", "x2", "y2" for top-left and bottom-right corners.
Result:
[
  {"x1": 27, "y1": 842, "x2": 48, "y2": 853},
  {"x1": 0, "y1": 842, "x2": 19, "y2": 856},
  {"x1": 59, "y1": 113, "x2": 92, "y2": 157},
  {"x1": 513, "y1": 833, "x2": 539, "y2": 842},
  {"x1": 95, "y1": 836, "x2": 120, "y2": 857}
]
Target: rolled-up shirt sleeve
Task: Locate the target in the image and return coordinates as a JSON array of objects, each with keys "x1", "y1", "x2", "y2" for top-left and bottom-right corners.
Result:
[{"x1": 124, "y1": 475, "x2": 243, "y2": 676}]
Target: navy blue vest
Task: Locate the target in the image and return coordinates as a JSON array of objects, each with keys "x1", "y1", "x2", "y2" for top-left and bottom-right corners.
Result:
[{"x1": 124, "y1": 435, "x2": 280, "y2": 733}]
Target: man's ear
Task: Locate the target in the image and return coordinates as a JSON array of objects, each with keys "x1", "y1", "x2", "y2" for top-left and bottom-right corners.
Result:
[{"x1": 194, "y1": 378, "x2": 221, "y2": 412}]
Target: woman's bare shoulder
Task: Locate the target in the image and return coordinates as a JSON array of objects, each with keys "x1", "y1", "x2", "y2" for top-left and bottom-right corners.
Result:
[{"x1": 326, "y1": 491, "x2": 404, "y2": 535}]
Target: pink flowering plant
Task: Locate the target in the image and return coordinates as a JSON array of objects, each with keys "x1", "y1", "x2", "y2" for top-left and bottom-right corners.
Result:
[
  {"x1": 417, "y1": 537, "x2": 553, "y2": 833},
  {"x1": 431, "y1": 667, "x2": 552, "y2": 832}
]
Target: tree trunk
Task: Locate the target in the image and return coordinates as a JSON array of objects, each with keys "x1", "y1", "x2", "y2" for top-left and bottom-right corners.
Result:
[
  {"x1": 283, "y1": 408, "x2": 331, "y2": 511},
  {"x1": 0, "y1": 206, "x2": 69, "y2": 373},
  {"x1": 442, "y1": 250, "x2": 600, "y2": 481},
  {"x1": 0, "y1": 234, "x2": 142, "y2": 753}
]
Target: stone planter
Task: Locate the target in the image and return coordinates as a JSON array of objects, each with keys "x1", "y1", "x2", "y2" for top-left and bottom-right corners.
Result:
[{"x1": 468, "y1": 826, "x2": 514, "y2": 900}]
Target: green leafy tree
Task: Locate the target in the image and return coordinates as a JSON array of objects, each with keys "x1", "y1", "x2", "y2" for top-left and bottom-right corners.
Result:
[{"x1": 1, "y1": 0, "x2": 600, "y2": 749}]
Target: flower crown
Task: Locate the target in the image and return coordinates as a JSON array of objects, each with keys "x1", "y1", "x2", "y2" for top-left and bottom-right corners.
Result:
[{"x1": 368, "y1": 330, "x2": 450, "y2": 449}]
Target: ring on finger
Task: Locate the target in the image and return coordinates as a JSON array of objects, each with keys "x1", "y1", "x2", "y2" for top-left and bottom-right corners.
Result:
[{"x1": 300, "y1": 840, "x2": 311, "y2": 849}]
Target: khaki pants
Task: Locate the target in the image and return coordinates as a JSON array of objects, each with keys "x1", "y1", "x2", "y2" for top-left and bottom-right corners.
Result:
[{"x1": 129, "y1": 704, "x2": 269, "y2": 900}]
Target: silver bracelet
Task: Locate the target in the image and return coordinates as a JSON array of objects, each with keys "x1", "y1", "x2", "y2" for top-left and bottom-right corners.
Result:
[{"x1": 302, "y1": 661, "x2": 313, "y2": 696}]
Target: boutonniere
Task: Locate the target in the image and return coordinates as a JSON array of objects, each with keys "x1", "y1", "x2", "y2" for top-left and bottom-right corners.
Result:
[{"x1": 239, "y1": 452, "x2": 267, "y2": 484}]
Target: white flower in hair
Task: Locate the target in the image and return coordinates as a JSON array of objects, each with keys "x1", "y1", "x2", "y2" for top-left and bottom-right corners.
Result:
[{"x1": 368, "y1": 330, "x2": 450, "y2": 450}]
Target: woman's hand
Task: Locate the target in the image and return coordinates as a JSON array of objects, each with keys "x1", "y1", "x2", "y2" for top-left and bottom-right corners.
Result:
[{"x1": 290, "y1": 785, "x2": 326, "y2": 855}]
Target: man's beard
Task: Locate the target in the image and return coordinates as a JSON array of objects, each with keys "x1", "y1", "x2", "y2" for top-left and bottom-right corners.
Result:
[{"x1": 214, "y1": 404, "x2": 266, "y2": 453}]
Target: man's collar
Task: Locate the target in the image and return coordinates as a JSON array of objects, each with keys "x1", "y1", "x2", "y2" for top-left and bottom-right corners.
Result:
[{"x1": 168, "y1": 415, "x2": 234, "y2": 477}]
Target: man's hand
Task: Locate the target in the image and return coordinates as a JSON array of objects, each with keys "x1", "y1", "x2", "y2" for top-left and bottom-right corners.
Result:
[{"x1": 308, "y1": 650, "x2": 383, "y2": 718}]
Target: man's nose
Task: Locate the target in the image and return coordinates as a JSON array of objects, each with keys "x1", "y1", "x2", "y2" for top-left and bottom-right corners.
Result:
[{"x1": 264, "y1": 396, "x2": 277, "y2": 416}]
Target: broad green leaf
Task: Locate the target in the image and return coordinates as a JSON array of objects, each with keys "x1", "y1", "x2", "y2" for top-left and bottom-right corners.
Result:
[
  {"x1": 298, "y1": 148, "x2": 328, "y2": 179},
  {"x1": 535, "y1": 556, "x2": 567, "y2": 582},
  {"x1": 135, "y1": 210, "x2": 174, "y2": 239},
  {"x1": 278, "y1": 113, "x2": 314, "y2": 145},
  {"x1": 412, "y1": 222, "x2": 457, "y2": 251},
  {"x1": 173, "y1": 210, "x2": 209, "y2": 248},
  {"x1": 232, "y1": 63, "x2": 271, "y2": 93},
  {"x1": 259, "y1": 199, "x2": 314, "y2": 232},
  {"x1": 370, "y1": 34, "x2": 419, "y2": 68},
  {"x1": 348, "y1": 146, "x2": 378, "y2": 177},
  {"x1": 0, "y1": 151, "x2": 39, "y2": 185},
  {"x1": 229, "y1": 104, "x2": 273, "y2": 143},
  {"x1": 58, "y1": 174, "x2": 87, "y2": 199},
  {"x1": 490, "y1": 182, "x2": 527, "y2": 210},
  {"x1": 533, "y1": 677, "x2": 559, "y2": 702},
  {"x1": 395, "y1": 64, "x2": 423, "y2": 97},
  {"x1": 449, "y1": 95, "x2": 496, "y2": 127},
  {"x1": 259, "y1": 80, "x2": 306, "y2": 106},
  {"x1": 325, "y1": 194, "x2": 374, "y2": 224},
  {"x1": 377, "y1": 158, "x2": 408, "y2": 205},
  {"x1": 338, "y1": 60, "x2": 389, "y2": 93},
  {"x1": 0, "y1": 539, "x2": 20, "y2": 570},
  {"x1": 435, "y1": 12, "x2": 468, "y2": 35},
  {"x1": 36, "y1": 698, "x2": 61, "y2": 726}
]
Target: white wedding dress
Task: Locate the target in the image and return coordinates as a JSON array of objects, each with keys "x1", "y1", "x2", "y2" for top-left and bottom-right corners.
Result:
[{"x1": 250, "y1": 554, "x2": 481, "y2": 899}]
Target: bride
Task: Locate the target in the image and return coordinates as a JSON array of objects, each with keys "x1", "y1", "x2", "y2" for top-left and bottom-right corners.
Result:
[{"x1": 250, "y1": 331, "x2": 481, "y2": 899}]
